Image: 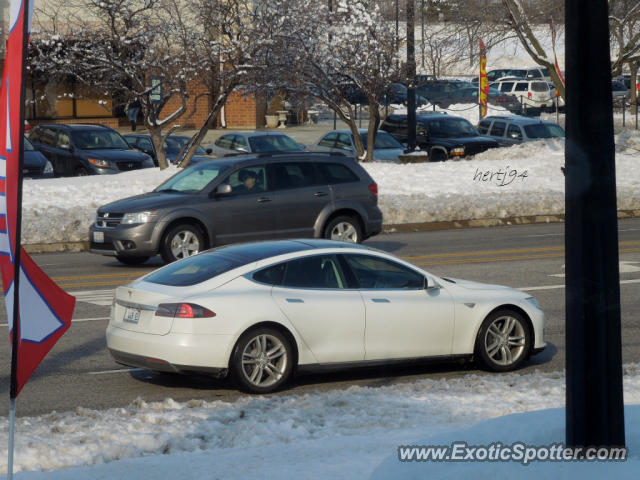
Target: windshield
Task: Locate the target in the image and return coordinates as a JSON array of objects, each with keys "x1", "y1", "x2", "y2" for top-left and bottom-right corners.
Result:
[
  {"x1": 427, "y1": 118, "x2": 478, "y2": 138},
  {"x1": 24, "y1": 136, "x2": 35, "y2": 151},
  {"x1": 165, "y1": 136, "x2": 207, "y2": 155},
  {"x1": 71, "y1": 130, "x2": 131, "y2": 150},
  {"x1": 156, "y1": 162, "x2": 227, "y2": 193},
  {"x1": 523, "y1": 124, "x2": 565, "y2": 139},
  {"x1": 248, "y1": 135, "x2": 303, "y2": 153},
  {"x1": 360, "y1": 131, "x2": 403, "y2": 149},
  {"x1": 507, "y1": 69, "x2": 527, "y2": 78}
]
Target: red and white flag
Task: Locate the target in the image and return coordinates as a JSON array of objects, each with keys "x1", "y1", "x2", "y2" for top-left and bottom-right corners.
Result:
[{"x1": 1, "y1": 0, "x2": 76, "y2": 398}]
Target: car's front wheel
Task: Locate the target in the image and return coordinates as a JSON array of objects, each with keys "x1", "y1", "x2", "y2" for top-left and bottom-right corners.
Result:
[
  {"x1": 160, "y1": 223, "x2": 205, "y2": 263},
  {"x1": 230, "y1": 327, "x2": 293, "y2": 394},
  {"x1": 475, "y1": 309, "x2": 531, "y2": 372},
  {"x1": 116, "y1": 255, "x2": 149, "y2": 266},
  {"x1": 324, "y1": 215, "x2": 362, "y2": 243}
]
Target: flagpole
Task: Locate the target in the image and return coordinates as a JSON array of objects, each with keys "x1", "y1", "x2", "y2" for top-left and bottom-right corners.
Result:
[{"x1": 8, "y1": 0, "x2": 31, "y2": 476}]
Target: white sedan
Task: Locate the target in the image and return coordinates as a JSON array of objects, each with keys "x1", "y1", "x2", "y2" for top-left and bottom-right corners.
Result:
[{"x1": 106, "y1": 240, "x2": 545, "y2": 393}]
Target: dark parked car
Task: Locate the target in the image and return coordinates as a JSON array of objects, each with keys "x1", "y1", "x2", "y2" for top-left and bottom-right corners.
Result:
[
  {"x1": 23, "y1": 136, "x2": 54, "y2": 179},
  {"x1": 415, "y1": 80, "x2": 475, "y2": 104},
  {"x1": 29, "y1": 124, "x2": 154, "y2": 176},
  {"x1": 124, "y1": 134, "x2": 213, "y2": 166},
  {"x1": 380, "y1": 113, "x2": 499, "y2": 161},
  {"x1": 89, "y1": 153, "x2": 383, "y2": 264},
  {"x1": 430, "y1": 87, "x2": 522, "y2": 113},
  {"x1": 383, "y1": 83, "x2": 429, "y2": 106},
  {"x1": 477, "y1": 115, "x2": 565, "y2": 146}
]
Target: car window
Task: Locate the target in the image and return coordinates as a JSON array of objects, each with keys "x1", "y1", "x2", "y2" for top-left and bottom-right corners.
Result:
[
  {"x1": 499, "y1": 82, "x2": 514, "y2": 92},
  {"x1": 252, "y1": 263, "x2": 286, "y2": 285},
  {"x1": 335, "y1": 133, "x2": 353, "y2": 150},
  {"x1": 226, "y1": 165, "x2": 268, "y2": 194},
  {"x1": 215, "y1": 135, "x2": 234, "y2": 149},
  {"x1": 532, "y1": 82, "x2": 549, "y2": 92},
  {"x1": 32, "y1": 127, "x2": 57, "y2": 147},
  {"x1": 477, "y1": 120, "x2": 491, "y2": 134},
  {"x1": 71, "y1": 129, "x2": 130, "y2": 149},
  {"x1": 523, "y1": 124, "x2": 566, "y2": 139},
  {"x1": 507, "y1": 124, "x2": 523, "y2": 140},
  {"x1": 164, "y1": 136, "x2": 207, "y2": 155},
  {"x1": 269, "y1": 162, "x2": 318, "y2": 190},
  {"x1": 316, "y1": 162, "x2": 360, "y2": 184},
  {"x1": 343, "y1": 254, "x2": 424, "y2": 290},
  {"x1": 490, "y1": 121, "x2": 506, "y2": 137},
  {"x1": 24, "y1": 136, "x2": 35, "y2": 151},
  {"x1": 514, "y1": 82, "x2": 528, "y2": 92},
  {"x1": 318, "y1": 132, "x2": 338, "y2": 148},
  {"x1": 232, "y1": 135, "x2": 249, "y2": 152},
  {"x1": 156, "y1": 162, "x2": 227, "y2": 193},
  {"x1": 427, "y1": 118, "x2": 478, "y2": 138},
  {"x1": 280, "y1": 255, "x2": 345, "y2": 289},
  {"x1": 248, "y1": 135, "x2": 302, "y2": 153},
  {"x1": 139, "y1": 137, "x2": 154, "y2": 151},
  {"x1": 57, "y1": 132, "x2": 71, "y2": 149},
  {"x1": 527, "y1": 69, "x2": 542, "y2": 79},
  {"x1": 360, "y1": 131, "x2": 403, "y2": 149}
]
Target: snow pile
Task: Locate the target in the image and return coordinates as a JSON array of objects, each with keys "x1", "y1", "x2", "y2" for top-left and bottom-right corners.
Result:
[
  {"x1": 20, "y1": 131, "x2": 640, "y2": 246},
  {"x1": 3, "y1": 365, "x2": 640, "y2": 478}
]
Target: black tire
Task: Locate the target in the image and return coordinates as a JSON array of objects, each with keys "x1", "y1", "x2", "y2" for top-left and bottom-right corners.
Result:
[
  {"x1": 230, "y1": 327, "x2": 293, "y2": 394},
  {"x1": 160, "y1": 223, "x2": 205, "y2": 263},
  {"x1": 116, "y1": 255, "x2": 149, "y2": 266},
  {"x1": 430, "y1": 148, "x2": 448, "y2": 162},
  {"x1": 75, "y1": 166, "x2": 89, "y2": 176},
  {"x1": 474, "y1": 309, "x2": 531, "y2": 372},
  {"x1": 323, "y1": 215, "x2": 362, "y2": 243}
]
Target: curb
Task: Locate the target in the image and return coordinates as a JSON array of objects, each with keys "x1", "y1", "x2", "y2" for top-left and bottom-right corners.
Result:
[{"x1": 23, "y1": 209, "x2": 640, "y2": 254}]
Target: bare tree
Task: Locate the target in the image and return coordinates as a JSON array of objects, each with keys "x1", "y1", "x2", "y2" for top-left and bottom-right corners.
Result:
[
  {"x1": 29, "y1": 0, "x2": 198, "y2": 169},
  {"x1": 263, "y1": 0, "x2": 401, "y2": 162}
]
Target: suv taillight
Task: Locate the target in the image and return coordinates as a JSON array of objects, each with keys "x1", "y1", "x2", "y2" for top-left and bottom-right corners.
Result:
[
  {"x1": 368, "y1": 183, "x2": 378, "y2": 197},
  {"x1": 528, "y1": 91, "x2": 532, "y2": 98},
  {"x1": 156, "y1": 303, "x2": 216, "y2": 318}
]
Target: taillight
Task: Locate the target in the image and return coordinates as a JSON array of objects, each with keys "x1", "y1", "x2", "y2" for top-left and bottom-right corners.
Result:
[
  {"x1": 156, "y1": 303, "x2": 216, "y2": 318},
  {"x1": 528, "y1": 92, "x2": 532, "y2": 98},
  {"x1": 368, "y1": 183, "x2": 378, "y2": 197}
]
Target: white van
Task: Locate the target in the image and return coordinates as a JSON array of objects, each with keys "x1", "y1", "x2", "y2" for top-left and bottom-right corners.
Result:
[{"x1": 491, "y1": 79, "x2": 558, "y2": 111}]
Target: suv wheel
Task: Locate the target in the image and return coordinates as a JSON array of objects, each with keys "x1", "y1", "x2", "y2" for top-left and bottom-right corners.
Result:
[
  {"x1": 161, "y1": 224, "x2": 205, "y2": 263},
  {"x1": 324, "y1": 215, "x2": 362, "y2": 243}
]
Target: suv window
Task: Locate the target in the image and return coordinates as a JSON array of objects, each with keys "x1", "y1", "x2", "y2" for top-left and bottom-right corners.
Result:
[
  {"x1": 490, "y1": 121, "x2": 506, "y2": 137},
  {"x1": 269, "y1": 162, "x2": 318, "y2": 190},
  {"x1": 344, "y1": 254, "x2": 424, "y2": 289},
  {"x1": 57, "y1": 132, "x2": 71, "y2": 149},
  {"x1": 507, "y1": 124, "x2": 523, "y2": 140},
  {"x1": 32, "y1": 127, "x2": 58, "y2": 147},
  {"x1": 477, "y1": 120, "x2": 492, "y2": 134},
  {"x1": 527, "y1": 69, "x2": 542, "y2": 78},
  {"x1": 280, "y1": 255, "x2": 345, "y2": 289},
  {"x1": 498, "y1": 82, "x2": 514, "y2": 92},
  {"x1": 71, "y1": 129, "x2": 130, "y2": 149},
  {"x1": 532, "y1": 82, "x2": 549, "y2": 92},
  {"x1": 514, "y1": 82, "x2": 528, "y2": 92},
  {"x1": 227, "y1": 165, "x2": 268, "y2": 193},
  {"x1": 317, "y1": 162, "x2": 359, "y2": 184}
]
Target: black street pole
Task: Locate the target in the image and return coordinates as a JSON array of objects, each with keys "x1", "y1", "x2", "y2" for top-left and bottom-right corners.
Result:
[
  {"x1": 395, "y1": 0, "x2": 399, "y2": 72},
  {"x1": 406, "y1": 0, "x2": 416, "y2": 151},
  {"x1": 565, "y1": 0, "x2": 625, "y2": 450}
]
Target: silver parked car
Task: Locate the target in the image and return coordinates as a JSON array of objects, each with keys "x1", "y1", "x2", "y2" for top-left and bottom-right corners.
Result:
[
  {"x1": 90, "y1": 153, "x2": 383, "y2": 264},
  {"x1": 209, "y1": 131, "x2": 305, "y2": 157},
  {"x1": 310, "y1": 129, "x2": 405, "y2": 162},
  {"x1": 477, "y1": 115, "x2": 565, "y2": 146}
]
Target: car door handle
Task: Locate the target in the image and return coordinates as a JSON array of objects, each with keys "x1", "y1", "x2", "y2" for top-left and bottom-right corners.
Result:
[
  {"x1": 286, "y1": 298, "x2": 304, "y2": 303},
  {"x1": 314, "y1": 192, "x2": 328, "y2": 197},
  {"x1": 371, "y1": 298, "x2": 390, "y2": 303},
  {"x1": 257, "y1": 197, "x2": 272, "y2": 203}
]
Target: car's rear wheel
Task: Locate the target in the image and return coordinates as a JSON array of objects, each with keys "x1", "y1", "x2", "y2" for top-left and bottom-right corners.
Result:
[
  {"x1": 475, "y1": 309, "x2": 531, "y2": 372},
  {"x1": 231, "y1": 327, "x2": 293, "y2": 394},
  {"x1": 324, "y1": 215, "x2": 362, "y2": 243},
  {"x1": 160, "y1": 223, "x2": 205, "y2": 263},
  {"x1": 116, "y1": 255, "x2": 149, "y2": 265}
]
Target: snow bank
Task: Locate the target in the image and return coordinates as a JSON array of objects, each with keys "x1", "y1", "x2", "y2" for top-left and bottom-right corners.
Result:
[{"x1": 20, "y1": 131, "x2": 640, "y2": 246}]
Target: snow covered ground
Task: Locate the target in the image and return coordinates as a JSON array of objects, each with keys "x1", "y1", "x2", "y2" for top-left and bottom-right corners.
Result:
[
  {"x1": 21, "y1": 128, "x2": 640, "y2": 246},
  {"x1": 2, "y1": 365, "x2": 640, "y2": 479}
]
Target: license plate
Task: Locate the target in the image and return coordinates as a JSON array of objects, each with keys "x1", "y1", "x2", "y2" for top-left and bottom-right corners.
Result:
[
  {"x1": 93, "y1": 231, "x2": 104, "y2": 243},
  {"x1": 123, "y1": 307, "x2": 141, "y2": 324}
]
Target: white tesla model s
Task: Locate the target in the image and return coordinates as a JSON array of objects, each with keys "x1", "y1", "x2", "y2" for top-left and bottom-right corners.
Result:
[{"x1": 106, "y1": 240, "x2": 545, "y2": 393}]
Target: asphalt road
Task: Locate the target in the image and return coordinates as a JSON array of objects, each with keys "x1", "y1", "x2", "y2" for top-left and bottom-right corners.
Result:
[{"x1": 2, "y1": 219, "x2": 640, "y2": 417}]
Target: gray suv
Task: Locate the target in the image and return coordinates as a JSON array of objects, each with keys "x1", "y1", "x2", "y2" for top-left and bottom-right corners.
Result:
[{"x1": 89, "y1": 152, "x2": 383, "y2": 264}]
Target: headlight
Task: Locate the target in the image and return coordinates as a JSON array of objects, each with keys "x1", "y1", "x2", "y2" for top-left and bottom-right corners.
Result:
[
  {"x1": 121, "y1": 211, "x2": 154, "y2": 224},
  {"x1": 88, "y1": 157, "x2": 111, "y2": 168},
  {"x1": 43, "y1": 160, "x2": 53, "y2": 174},
  {"x1": 450, "y1": 147, "x2": 465, "y2": 156},
  {"x1": 525, "y1": 296, "x2": 541, "y2": 310}
]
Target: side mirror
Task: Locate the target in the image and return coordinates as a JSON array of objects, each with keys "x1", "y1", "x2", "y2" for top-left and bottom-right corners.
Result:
[
  {"x1": 424, "y1": 276, "x2": 440, "y2": 291},
  {"x1": 214, "y1": 183, "x2": 232, "y2": 196}
]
